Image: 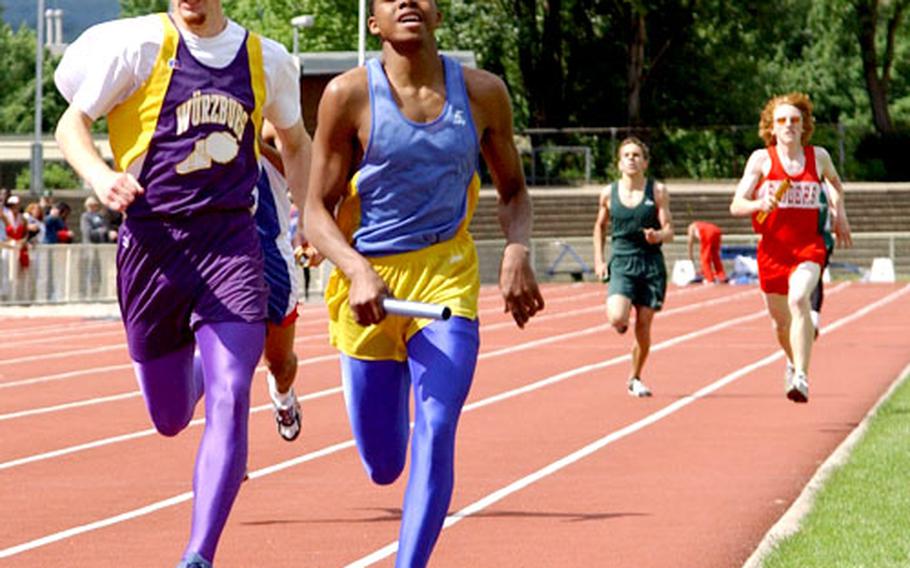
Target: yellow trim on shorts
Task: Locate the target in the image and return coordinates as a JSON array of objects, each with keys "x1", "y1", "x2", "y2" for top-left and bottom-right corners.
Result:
[
  {"x1": 325, "y1": 231, "x2": 480, "y2": 361},
  {"x1": 107, "y1": 13, "x2": 177, "y2": 172}
]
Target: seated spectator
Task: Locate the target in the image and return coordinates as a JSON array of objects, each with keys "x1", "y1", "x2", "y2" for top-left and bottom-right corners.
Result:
[
  {"x1": 80, "y1": 196, "x2": 118, "y2": 243},
  {"x1": 44, "y1": 202, "x2": 74, "y2": 244}
]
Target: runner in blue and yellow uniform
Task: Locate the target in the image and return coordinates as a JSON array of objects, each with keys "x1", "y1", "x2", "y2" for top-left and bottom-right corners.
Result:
[
  {"x1": 304, "y1": 1, "x2": 544, "y2": 565},
  {"x1": 593, "y1": 137, "x2": 674, "y2": 398}
]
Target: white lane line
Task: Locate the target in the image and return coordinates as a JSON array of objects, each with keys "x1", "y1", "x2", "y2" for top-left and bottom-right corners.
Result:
[
  {"x1": 0, "y1": 291, "x2": 781, "y2": 557},
  {"x1": 0, "y1": 344, "x2": 125, "y2": 367},
  {"x1": 0, "y1": 364, "x2": 134, "y2": 390},
  {"x1": 0, "y1": 392, "x2": 144, "y2": 421},
  {"x1": 0, "y1": 319, "x2": 120, "y2": 339},
  {"x1": 0, "y1": 288, "x2": 755, "y2": 422},
  {"x1": 0, "y1": 328, "x2": 126, "y2": 350},
  {"x1": 345, "y1": 283, "x2": 910, "y2": 567},
  {"x1": 0, "y1": 287, "x2": 588, "y2": 369},
  {"x1": 0, "y1": 383, "x2": 343, "y2": 472}
]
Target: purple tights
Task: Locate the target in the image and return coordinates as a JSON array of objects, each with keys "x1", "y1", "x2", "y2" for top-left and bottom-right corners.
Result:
[{"x1": 133, "y1": 320, "x2": 265, "y2": 564}]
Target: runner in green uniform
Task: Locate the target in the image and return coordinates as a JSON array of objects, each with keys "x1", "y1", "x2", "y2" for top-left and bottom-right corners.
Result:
[
  {"x1": 593, "y1": 137, "x2": 674, "y2": 397},
  {"x1": 810, "y1": 186, "x2": 835, "y2": 338}
]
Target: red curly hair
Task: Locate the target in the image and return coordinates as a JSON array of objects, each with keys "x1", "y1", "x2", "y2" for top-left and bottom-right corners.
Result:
[{"x1": 758, "y1": 92, "x2": 815, "y2": 146}]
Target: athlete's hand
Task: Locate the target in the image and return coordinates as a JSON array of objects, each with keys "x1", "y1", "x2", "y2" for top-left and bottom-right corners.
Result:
[
  {"x1": 594, "y1": 259, "x2": 607, "y2": 281},
  {"x1": 759, "y1": 191, "x2": 779, "y2": 214},
  {"x1": 643, "y1": 228, "x2": 662, "y2": 244},
  {"x1": 499, "y1": 243, "x2": 545, "y2": 329},
  {"x1": 833, "y1": 210, "x2": 853, "y2": 249},
  {"x1": 90, "y1": 170, "x2": 144, "y2": 212},
  {"x1": 294, "y1": 243, "x2": 324, "y2": 268},
  {"x1": 348, "y1": 262, "x2": 391, "y2": 327}
]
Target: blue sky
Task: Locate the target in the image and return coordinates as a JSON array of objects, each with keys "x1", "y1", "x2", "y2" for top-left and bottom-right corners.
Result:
[{"x1": 2, "y1": 0, "x2": 120, "y2": 42}]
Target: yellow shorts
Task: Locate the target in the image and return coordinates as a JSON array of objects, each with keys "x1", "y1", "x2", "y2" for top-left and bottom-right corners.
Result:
[{"x1": 325, "y1": 232, "x2": 480, "y2": 361}]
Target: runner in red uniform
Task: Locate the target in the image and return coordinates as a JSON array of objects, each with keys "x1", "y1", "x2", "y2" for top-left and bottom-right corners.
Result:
[{"x1": 730, "y1": 92, "x2": 852, "y2": 403}]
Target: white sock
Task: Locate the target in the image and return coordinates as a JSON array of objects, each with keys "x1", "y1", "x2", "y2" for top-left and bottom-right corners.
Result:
[
  {"x1": 267, "y1": 372, "x2": 295, "y2": 408},
  {"x1": 810, "y1": 310, "x2": 820, "y2": 330}
]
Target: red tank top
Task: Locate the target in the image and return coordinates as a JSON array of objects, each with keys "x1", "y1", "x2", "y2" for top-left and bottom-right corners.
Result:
[{"x1": 752, "y1": 146, "x2": 823, "y2": 250}]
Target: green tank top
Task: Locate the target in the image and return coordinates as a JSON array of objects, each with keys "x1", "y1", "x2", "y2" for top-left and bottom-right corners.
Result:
[
  {"x1": 610, "y1": 178, "x2": 662, "y2": 256},
  {"x1": 818, "y1": 188, "x2": 834, "y2": 252}
]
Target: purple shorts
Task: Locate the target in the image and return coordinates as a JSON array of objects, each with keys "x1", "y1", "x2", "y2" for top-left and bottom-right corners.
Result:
[{"x1": 117, "y1": 211, "x2": 268, "y2": 362}]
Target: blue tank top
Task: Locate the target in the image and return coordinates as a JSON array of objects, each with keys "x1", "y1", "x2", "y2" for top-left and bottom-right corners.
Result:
[{"x1": 344, "y1": 55, "x2": 480, "y2": 256}]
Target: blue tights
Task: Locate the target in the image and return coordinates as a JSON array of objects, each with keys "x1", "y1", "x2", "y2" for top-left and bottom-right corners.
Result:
[
  {"x1": 341, "y1": 317, "x2": 480, "y2": 568},
  {"x1": 133, "y1": 321, "x2": 265, "y2": 565}
]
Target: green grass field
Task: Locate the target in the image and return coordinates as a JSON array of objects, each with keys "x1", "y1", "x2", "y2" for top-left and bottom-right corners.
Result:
[{"x1": 761, "y1": 371, "x2": 910, "y2": 568}]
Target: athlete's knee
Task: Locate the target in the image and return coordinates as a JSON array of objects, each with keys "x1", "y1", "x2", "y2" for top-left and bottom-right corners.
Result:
[
  {"x1": 267, "y1": 352, "x2": 298, "y2": 391},
  {"x1": 207, "y1": 380, "x2": 252, "y2": 420},
  {"x1": 149, "y1": 410, "x2": 192, "y2": 437},
  {"x1": 608, "y1": 313, "x2": 629, "y2": 334},
  {"x1": 787, "y1": 293, "x2": 811, "y2": 314},
  {"x1": 364, "y1": 453, "x2": 406, "y2": 485},
  {"x1": 414, "y1": 410, "x2": 459, "y2": 471}
]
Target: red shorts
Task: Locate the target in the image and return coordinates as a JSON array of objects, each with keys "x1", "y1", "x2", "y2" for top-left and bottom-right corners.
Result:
[{"x1": 757, "y1": 237, "x2": 826, "y2": 295}]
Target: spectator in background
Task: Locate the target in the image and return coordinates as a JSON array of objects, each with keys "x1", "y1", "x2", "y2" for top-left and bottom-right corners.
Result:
[
  {"x1": 24, "y1": 202, "x2": 46, "y2": 244},
  {"x1": 44, "y1": 202, "x2": 74, "y2": 244},
  {"x1": 686, "y1": 221, "x2": 727, "y2": 284},
  {"x1": 39, "y1": 193, "x2": 56, "y2": 217},
  {"x1": 80, "y1": 195, "x2": 118, "y2": 243},
  {"x1": 1, "y1": 188, "x2": 11, "y2": 216},
  {"x1": 3, "y1": 196, "x2": 29, "y2": 268}
]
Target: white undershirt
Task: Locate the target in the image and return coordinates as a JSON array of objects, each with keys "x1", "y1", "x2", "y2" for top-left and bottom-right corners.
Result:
[{"x1": 54, "y1": 14, "x2": 300, "y2": 129}]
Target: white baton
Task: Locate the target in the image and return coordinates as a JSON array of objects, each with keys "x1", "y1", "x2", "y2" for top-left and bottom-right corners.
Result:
[{"x1": 382, "y1": 298, "x2": 452, "y2": 320}]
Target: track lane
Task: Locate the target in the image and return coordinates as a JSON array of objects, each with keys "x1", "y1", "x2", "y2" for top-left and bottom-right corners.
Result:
[{"x1": 3, "y1": 284, "x2": 904, "y2": 567}]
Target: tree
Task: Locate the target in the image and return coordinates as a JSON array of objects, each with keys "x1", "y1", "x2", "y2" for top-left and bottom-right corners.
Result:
[
  {"x1": 0, "y1": 21, "x2": 67, "y2": 134},
  {"x1": 853, "y1": 0, "x2": 909, "y2": 133},
  {"x1": 119, "y1": 0, "x2": 168, "y2": 15}
]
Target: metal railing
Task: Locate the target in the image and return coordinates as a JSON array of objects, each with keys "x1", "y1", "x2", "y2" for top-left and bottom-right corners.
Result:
[{"x1": 2, "y1": 234, "x2": 906, "y2": 306}]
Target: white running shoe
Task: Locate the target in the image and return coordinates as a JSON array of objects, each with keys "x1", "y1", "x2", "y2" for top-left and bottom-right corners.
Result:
[
  {"x1": 787, "y1": 372, "x2": 809, "y2": 403},
  {"x1": 273, "y1": 387, "x2": 302, "y2": 441},
  {"x1": 784, "y1": 361, "x2": 796, "y2": 392},
  {"x1": 627, "y1": 377, "x2": 652, "y2": 398}
]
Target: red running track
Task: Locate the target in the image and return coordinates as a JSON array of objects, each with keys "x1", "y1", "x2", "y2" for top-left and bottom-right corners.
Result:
[{"x1": 0, "y1": 282, "x2": 908, "y2": 567}]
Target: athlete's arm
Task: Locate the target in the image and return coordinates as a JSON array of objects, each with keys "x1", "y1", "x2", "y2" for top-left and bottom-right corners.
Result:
[
  {"x1": 644, "y1": 181, "x2": 674, "y2": 244},
  {"x1": 272, "y1": 119, "x2": 312, "y2": 238},
  {"x1": 54, "y1": 106, "x2": 143, "y2": 212},
  {"x1": 592, "y1": 189, "x2": 611, "y2": 279},
  {"x1": 687, "y1": 223, "x2": 697, "y2": 263},
  {"x1": 815, "y1": 147, "x2": 853, "y2": 248},
  {"x1": 304, "y1": 70, "x2": 390, "y2": 326},
  {"x1": 730, "y1": 149, "x2": 773, "y2": 216},
  {"x1": 466, "y1": 68, "x2": 544, "y2": 328},
  {"x1": 53, "y1": 17, "x2": 153, "y2": 212}
]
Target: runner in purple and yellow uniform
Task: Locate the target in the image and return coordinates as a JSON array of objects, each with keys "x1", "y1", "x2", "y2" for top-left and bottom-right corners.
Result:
[
  {"x1": 304, "y1": 1, "x2": 544, "y2": 565},
  {"x1": 53, "y1": 1, "x2": 309, "y2": 566}
]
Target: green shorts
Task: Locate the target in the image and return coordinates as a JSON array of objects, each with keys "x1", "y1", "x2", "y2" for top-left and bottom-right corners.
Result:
[{"x1": 606, "y1": 253, "x2": 667, "y2": 310}]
